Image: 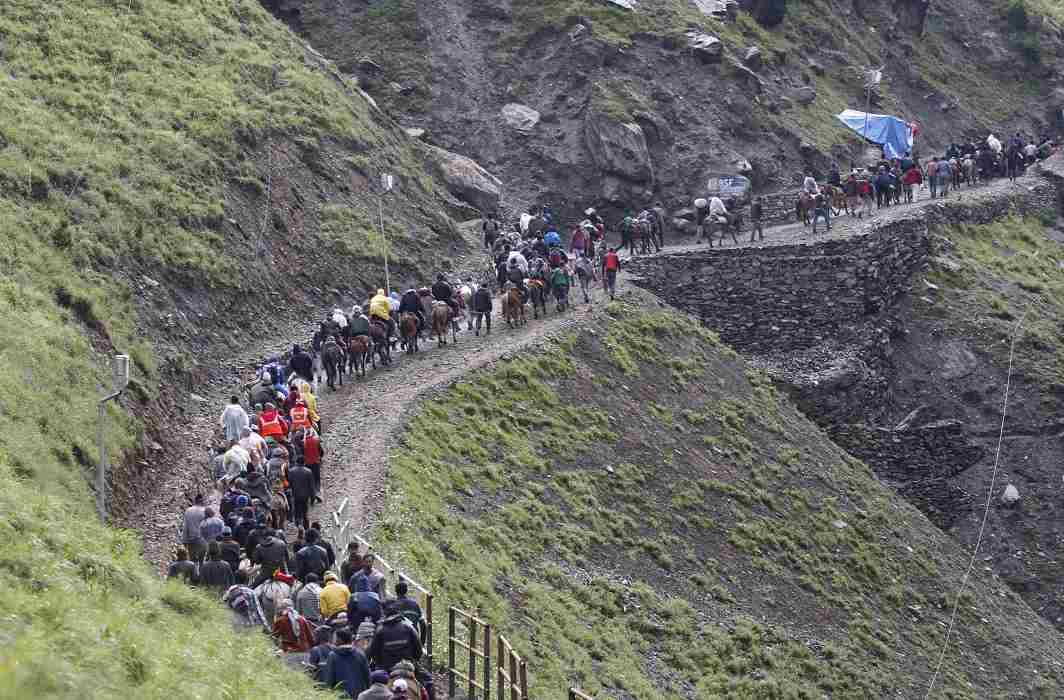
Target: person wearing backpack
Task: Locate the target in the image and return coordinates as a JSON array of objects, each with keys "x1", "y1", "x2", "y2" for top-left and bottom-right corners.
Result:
[
  {"x1": 199, "y1": 541, "x2": 235, "y2": 593},
  {"x1": 388, "y1": 580, "x2": 426, "y2": 642},
  {"x1": 602, "y1": 248, "x2": 620, "y2": 300},
  {"x1": 167, "y1": 546, "x2": 198, "y2": 585},
  {"x1": 255, "y1": 569, "x2": 293, "y2": 622}
]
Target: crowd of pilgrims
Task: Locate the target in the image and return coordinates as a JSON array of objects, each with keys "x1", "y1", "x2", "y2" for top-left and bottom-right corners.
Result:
[{"x1": 169, "y1": 361, "x2": 432, "y2": 700}]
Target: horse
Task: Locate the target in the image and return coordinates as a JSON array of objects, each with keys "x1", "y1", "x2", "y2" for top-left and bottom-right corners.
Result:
[
  {"x1": 431, "y1": 302, "x2": 456, "y2": 347},
  {"x1": 824, "y1": 185, "x2": 846, "y2": 216},
  {"x1": 636, "y1": 214, "x2": 660, "y2": 255},
  {"x1": 796, "y1": 191, "x2": 815, "y2": 226},
  {"x1": 368, "y1": 320, "x2": 391, "y2": 368},
  {"x1": 502, "y1": 286, "x2": 525, "y2": 327},
  {"x1": 417, "y1": 288, "x2": 434, "y2": 339},
  {"x1": 458, "y1": 283, "x2": 474, "y2": 331},
  {"x1": 399, "y1": 312, "x2": 419, "y2": 354},
  {"x1": 962, "y1": 157, "x2": 977, "y2": 186},
  {"x1": 528, "y1": 278, "x2": 548, "y2": 319},
  {"x1": 520, "y1": 213, "x2": 547, "y2": 238},
  {"x1": 321, "y1": 339, "x2": 344, "y2": 391},
  {"x1": 347, "y1": 335, "x2": 370, "y2": 378}
]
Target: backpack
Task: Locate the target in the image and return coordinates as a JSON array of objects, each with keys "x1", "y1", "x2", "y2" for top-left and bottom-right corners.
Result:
[{"x1": 258, "y1": 580, "x2": 291, "y2": 620}]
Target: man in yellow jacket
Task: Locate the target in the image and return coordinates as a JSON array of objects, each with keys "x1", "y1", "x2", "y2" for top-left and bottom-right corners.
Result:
[
  {"x1": 319, "y1": 571, "x2": 350, "y2": 620},
  {"x1": 369, "y1": 289, "x2": 395, "y2": 339}
]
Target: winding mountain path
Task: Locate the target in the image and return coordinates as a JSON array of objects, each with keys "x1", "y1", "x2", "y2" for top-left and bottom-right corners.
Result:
[{"x1": 133, "y1": 171, "x2": 1039, "y2": 568}]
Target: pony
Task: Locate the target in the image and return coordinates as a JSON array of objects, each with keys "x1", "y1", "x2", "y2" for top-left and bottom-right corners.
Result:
[
  {"x1": 347, "y1": 335, "x2": 370, "y2": 378},
  {"x1": 502, "y1": 286, "x2": 525, "y2": 327},
  {"x1": 399, "y1": 312, "x2": 419, "y2": 354},
  {"x1": 459, "y1": 283, "x2": 475, "y2": 331},
  {"x1": 431, "y1": 302, "x2": 456, "y2": 347},
  {"x1": 417, "y1": 288, "x2": 434, "y2": 339},
  {"x1": 321, "y1": 337, "x2": 344, "y2": 391},
  {"x1": 528, "y1": 278, "x2": 548, "y2": 319},
  {"x1": 368, "y1": 320, "x2": 391, "y2": 368},
  {"x1": 636, "y1": 213, "x2": 660, "y2": 255},
  {"x1": 824, "y1": 185, "x2": 846, "y2": 216},
  {"x1": 796, "y1": 190, "x2": 815, "y2": 226}
]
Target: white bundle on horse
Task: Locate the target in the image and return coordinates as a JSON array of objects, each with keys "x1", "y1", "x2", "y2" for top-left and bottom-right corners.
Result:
[
  {"x1": 987, "y1": 134, "x2": 1002, "y2": 154},
  {"x1": 520, "y1": 212, "x2": 533, "y2": 234},
  {"x1": 694, "y1": 198, "x2": 708, "y2": 209},
  {"x1": 332, "y1": 309, "x2": 348, "y2": 328}
]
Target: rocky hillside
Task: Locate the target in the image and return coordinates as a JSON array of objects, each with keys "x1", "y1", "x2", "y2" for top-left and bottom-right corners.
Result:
[
  {"x1": 373, "y1": 300, "x2": 1064, "y2": 698},
  {"x1": 0, "y1": 0, "x2": 462, "y2": 694},
  {"x1": 262, "y1": 0, "x2": 1064, "y2": 220}
]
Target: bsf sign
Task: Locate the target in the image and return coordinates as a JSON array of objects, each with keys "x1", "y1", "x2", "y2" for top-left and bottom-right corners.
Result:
[{"x1": 706, "y1": 174, "x2": 751, "y2": 201}]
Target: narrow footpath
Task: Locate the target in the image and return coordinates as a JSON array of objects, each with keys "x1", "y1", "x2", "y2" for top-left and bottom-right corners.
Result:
[{"x1": 134, "y1": 170, "x2": 1038, "y2": 568}]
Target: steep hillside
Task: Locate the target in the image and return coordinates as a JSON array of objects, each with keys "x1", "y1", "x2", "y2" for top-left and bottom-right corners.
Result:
[
  {"x1": 373, "y1": 301, "x2": 1064, "y2": 699},
  {"x1": 0, "y1": 0, "x2": 457, "y2": 694},
  {"x1": 262, "y1": 0, "x2": 1064, "y2": 219}
]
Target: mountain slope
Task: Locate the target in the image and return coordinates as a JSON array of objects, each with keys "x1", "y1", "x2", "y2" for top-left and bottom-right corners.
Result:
[
  {"x1": 262, "y1": 0, "x2": 1064, "y2": 220},
  {"x1": 0, "y1": 0, "x2": 458, "y2": 694},
  {"x1": 373, "y1": 300, "x2": 1064, "y2": 699}
]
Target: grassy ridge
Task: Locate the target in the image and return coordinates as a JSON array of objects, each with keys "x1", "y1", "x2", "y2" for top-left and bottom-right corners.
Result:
[
  {"x1": 374, "y1": 302, "x2": 1064, "y2": 698},
  {"x1": 0, "y1": 0, "x2": 444, "y2": 695}
]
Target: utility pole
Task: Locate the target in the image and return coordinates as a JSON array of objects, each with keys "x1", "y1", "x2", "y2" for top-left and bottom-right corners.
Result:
[
  {"x1": 97, "y1": 354, "x2": 130, "y2": 522},
  {"x1": 379, "y1": 172, "x2": 395, "y2": 295}
]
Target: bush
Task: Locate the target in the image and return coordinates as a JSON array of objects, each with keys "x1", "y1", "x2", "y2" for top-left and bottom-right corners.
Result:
[
  {"x1": 1006, "y1": 0, "x2": 1030, "y2": 31},
  {"x1": 753, "y1": 0, "x2": 787, "y2": 27}
]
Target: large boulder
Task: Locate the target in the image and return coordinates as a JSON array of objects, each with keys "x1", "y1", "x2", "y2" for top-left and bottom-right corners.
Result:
[
  {"x1": 501, "y1": 103, "x2": 540, "y2": 132},
  {"x1": 424, "y1": 145, "x2": 502, "y2": 213},
  {"x1": 788, "y1": 85, "x2": 817, "y2": 105},
  {"x1": 687, "y1": 32, "x2": 723, "y2": 63},
  {"x1": 584, "y1": 113, "x2": 653, "y2": 183}
]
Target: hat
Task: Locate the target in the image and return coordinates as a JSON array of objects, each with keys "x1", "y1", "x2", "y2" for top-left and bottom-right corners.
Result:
[
  {"x1": 356, "y1": 621, "x2": 376, "y2": 641},
  {"x1": 222, "y1": 527, "x2": 232, "y2": 536},
  {"x1": 393, "y1": 679, "x2": 409, "y2": 692},
  {"x1": 371, "y1": 670, "x2": 390, "y2": 685},
  {"x1": 324, "y1": 571, "x2": 338, "y2": 582}
]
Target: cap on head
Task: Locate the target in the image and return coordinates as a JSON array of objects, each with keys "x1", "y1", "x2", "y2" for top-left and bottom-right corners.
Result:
[
  {"x1": 324, "y1": 571, "x2": 338, "y2": 582},
  {"x1": 356, "y1": 621, "x2": 376, "y2": 641}
]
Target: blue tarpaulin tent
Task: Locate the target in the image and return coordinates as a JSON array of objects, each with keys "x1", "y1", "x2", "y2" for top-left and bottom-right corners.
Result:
[{"x1": 836, "y1": 109, "x2": 915, "y2": 159}]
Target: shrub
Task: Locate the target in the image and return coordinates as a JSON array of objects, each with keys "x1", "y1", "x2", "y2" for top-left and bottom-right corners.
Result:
[
  {"x1": 1006, "y1": 0, "x2": 1031, "y2": 31},
  {"x1": 753, "y1": 0, "x2": 787, "y2": 27}
]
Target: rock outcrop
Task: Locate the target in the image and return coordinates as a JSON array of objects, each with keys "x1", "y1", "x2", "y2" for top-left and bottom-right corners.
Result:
[
  {"x1": 501, "y1": 103, "x2": 540, "y2": 133},
  {"x1": 423, "y1": 145, "x2": 503, "y2": 213},
  {"x1": 583, "y1": 113, "x2": 653, "y2": 183}
]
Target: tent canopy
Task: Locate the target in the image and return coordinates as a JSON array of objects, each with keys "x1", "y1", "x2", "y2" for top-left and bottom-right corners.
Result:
[{"x1": 836, "y1": 109, "x2": 914, "y2": 159}]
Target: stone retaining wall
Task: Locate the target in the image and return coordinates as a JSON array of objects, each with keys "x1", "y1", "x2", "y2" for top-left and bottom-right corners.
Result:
[{"x1": 628, "y1": 182, "x2": 1056, "y2": 353}]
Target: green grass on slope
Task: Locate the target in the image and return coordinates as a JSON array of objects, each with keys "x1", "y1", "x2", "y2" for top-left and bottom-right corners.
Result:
[
  {"x1": 0, "y1": 456, "x2": 333, "y2": 699},
  {"x1": 373, "y1": 302, "x2": 1064, "y2": 699},
  {"x1": 928, "y1": 214, "x2": 1064, "y2": 385},
  {"x1": 0, "y1": 0, "x2": 444, "y2": 695}
]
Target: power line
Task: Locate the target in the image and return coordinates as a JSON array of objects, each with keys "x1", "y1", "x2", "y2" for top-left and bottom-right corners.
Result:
[{"x1": 924, "y1": 305, "x2": 1030, "y2": 698}]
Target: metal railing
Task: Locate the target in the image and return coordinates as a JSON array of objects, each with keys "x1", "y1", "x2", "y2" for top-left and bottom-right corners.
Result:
[
  {"x1": 447, "y1": 607, "x2": 528, "y2": 700},
  {"x1": 328, "y1": 498, "x2": 434, "y2": 670},
  {"x1": 569, "y1": 689, "x2": 594, "y2": 700}
]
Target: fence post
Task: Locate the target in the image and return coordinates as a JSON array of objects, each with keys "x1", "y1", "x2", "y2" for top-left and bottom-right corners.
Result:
[
  {"x1": 448, "y1": 608, "x2": 456, "y2": 699},
  {"x1": 519, "y1": 659, "x2": 528, "y2": 700},
  {"x1": 426, "y1": 593, "x2": 434, "y2": 671},
  {"x1": 496, "y1": 635, "x2": 504, "y2": 700},
  {"x1": 483, "y1": 624, "x2": 492, "y2": 700},
  {"x1": 468, "y1": 614, "x2": 478, "y2": 700},
  {"x1": 510, "y1": 651, "x2": 518, "y2": 700}
]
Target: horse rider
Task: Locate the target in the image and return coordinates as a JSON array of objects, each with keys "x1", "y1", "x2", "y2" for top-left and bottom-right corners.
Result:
[
  {"x1": 398, "y1": 288, "x2": 425, "y2": 332},
  {"x1": 802, "y1": 169, "x2": 820, "y2": 196},
  {"x1": 349, "y1": 310, "x2": 371, "y2": 338},
  {"x1": 707, "y1": 195, "x2": 730, "y2": 247},
  {"x1": 569, "y1": 224, "x2": 587, "y2": 259},
  {"x1": 369, "y1": 289, "x2": 395, "y2": 339},
  {"x1": 506, "y1": 250, "x2": 529, "y2": 300},
  {"x1": 431, "y1": 274, "x2": 460, "y2": 319},
  {"x1": 827, "y1": 163, "x2": 842, "y2": 188},
  {"x1": 288, "y1": 344, "x2": 313, "y2": 383}
]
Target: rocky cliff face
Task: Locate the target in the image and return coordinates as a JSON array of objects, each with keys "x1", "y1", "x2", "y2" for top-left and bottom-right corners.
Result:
[{"x1": 260, "y1": 0, "x2": 1064, "y2": 222}]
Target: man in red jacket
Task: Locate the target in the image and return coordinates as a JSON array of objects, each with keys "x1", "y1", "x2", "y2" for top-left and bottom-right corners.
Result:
[
  {"x1": 602, "y1": 247, "x2": 620, "y2": 300},
  {"x1": 258, "y1": 403, "x2": 288, "y2": 442},
  {"x1": 302, "y1": 426, "x2": 324, "y2": 502}
]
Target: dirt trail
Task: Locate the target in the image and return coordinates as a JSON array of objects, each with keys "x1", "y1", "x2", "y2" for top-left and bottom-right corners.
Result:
[{"x1": 133, "y1": 277, "x2": 604, "y2": 567}]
